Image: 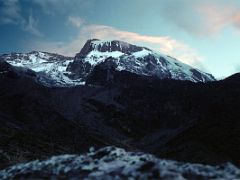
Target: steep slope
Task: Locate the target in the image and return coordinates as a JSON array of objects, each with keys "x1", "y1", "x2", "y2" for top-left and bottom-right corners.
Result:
[
  {"x1": 0, "y1": 61, "x2": 130, "y2": 169},
  {"x1": 0, "y1": 61, "x2": 240, "y2": 168},
  {"x1": 0, "y1": 51, "x2": 84, "y2": 87},
  {"x1": 68, "y1": 39, "x2": 215, "y2": 82},
  {"x1": 86, "y1": 63, "x2": 240, "y2": 165}
]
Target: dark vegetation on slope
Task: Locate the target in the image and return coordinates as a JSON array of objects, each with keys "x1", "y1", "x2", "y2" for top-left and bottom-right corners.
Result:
[{"x1": 0, "y1": 60, "x2": 240, "y2": 169}]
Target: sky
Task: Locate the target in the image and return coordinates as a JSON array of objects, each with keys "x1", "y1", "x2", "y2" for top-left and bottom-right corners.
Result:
[{"x1": 1, "y1": 0, "x2": 240, "y2": 78}]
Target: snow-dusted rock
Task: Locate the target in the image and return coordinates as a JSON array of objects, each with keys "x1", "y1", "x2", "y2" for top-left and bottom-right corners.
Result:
[
  {"x1": 1, "y1": 39, "x2": 215, "y2": 87},
  {"x1": 0, "y1": 146, "x2": 239, "y2": 179},
  {"x1": 0, "y1": 51, "x2": 84, "y2": 87},
  {"x1": 68, "y1": 39, "x2": 215, "y2": 82}
]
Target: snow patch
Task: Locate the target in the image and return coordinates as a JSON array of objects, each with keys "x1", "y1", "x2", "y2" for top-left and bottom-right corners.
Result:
[
  {"x1": 85, "y1": 50, "x2": 124, "y2": 65},
  {"x1": 132, "y1": 49, "x2": 151, "y2": 58},
  {"x1": 2, "y1": 51, "x2": 85, "y2": 87}
]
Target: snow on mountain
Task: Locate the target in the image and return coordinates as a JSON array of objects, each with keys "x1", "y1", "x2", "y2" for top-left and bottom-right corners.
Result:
[
  {"x1": 0, "y1": 146, "x2": 239, "y2": 179},
  {"x1": 0, "y1": 39, "x2": 215, "y2": 87},
  {"x1": 68, "y1": 39, "x2": 215, "y2": 82},
  {"x1": 0, "y1": 51, "x2": 85, "y2": 87}
]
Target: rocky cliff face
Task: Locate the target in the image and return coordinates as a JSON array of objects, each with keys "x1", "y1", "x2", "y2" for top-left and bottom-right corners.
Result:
[
  {"x1": 76, "y1": 39, "x2": 146, "y2": 58},
  {"x1": 68, "y1": 39, "x2": 215, "y2": 82}
]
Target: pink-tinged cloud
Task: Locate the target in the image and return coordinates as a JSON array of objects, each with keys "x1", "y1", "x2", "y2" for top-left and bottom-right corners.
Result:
[
  {"x1": 156, "y1": 1, "x2": 240, "y2": 36},
  {"x1": 198, "y1": 3, "x2": 240, "y2": 34},
  {"x1": 82, "y1": 25, "x2": 204, "y2": 67},
  {"x1": 30, "y1": 20, "x2": 204, "y2": 69},
  {"x1": 232, "y1": 13, "x2": 240, "y2": 29}
]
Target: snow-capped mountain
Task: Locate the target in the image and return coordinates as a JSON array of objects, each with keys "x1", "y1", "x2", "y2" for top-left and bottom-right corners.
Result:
[
  {"x1": 0, "y1": 39, "x2": 215, "y2": 87},
  {"x1": 0, "y1": 51, "x2": 84, "y2": 87},
  {"x1": 68, "y1": 39, "x2": 215, "y2": 82}
]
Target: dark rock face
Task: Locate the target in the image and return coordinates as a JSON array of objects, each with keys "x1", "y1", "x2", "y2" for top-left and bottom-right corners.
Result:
[
  {"x1": 0, "y1": 61, "x2": 36, "y2": 79},
  {"x1": 1, "y1": 146, "x2": 239, "y2": 180},
  {"x1": 190, "y1": 68, "x2": 215, "y2": 82},
  {"x1": 75, "y1": 39, "x2": 145, "y2": 59},
  {"x1": 86, "y1": 57, "x2": 118, "y2": 86},
  {"x1": 66, "y1": 60, "x2": 92, "y2": 79},
  {"x1": 0, "y1": 61, "x2": 18, "y2": 78}
]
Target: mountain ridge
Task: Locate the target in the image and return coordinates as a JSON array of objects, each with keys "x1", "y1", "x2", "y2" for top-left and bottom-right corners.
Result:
[
  {"x1": 69, "y1": 39, "x2": 216, "y2": 82},
  {"x1": 1, "y1": 58, "x2": 240, "y2": 169},
  {"x1": 0, "y1": 39, "x2": 215, "y2": 87}
]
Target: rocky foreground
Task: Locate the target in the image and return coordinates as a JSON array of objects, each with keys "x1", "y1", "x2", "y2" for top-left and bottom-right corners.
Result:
[{"x1": 0, "y1": 146, "x2": 239, "y2": 179}]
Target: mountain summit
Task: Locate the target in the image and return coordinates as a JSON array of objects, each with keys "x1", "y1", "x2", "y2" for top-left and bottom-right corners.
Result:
[
  {"x1": 1, "y1": 39, "x2": 215, "y2": 87},
  {"x1": 76, "y1": 39, "x2": 148, "y2": 58},
  {"x1": 68, "y1": 39, "x2": 215, "y2": 82}
]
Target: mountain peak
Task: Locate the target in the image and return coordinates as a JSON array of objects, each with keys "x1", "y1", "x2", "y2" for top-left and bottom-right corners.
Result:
[
  {"x1": 1, "y1": 39, "x2": 216, "y2": 86},
  {"x1": 69, "y1": 39, "x2": 216, "y2": 83},
  {"x1": 76, "y1": 39, "x2": 147, "y2": 58}
]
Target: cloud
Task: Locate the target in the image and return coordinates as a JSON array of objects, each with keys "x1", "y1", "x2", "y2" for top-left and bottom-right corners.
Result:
[
  {"x1": 32, "y1": 0, "x2": 68, "y2": 15},
  {"x1": 0, "y1": 0, "x2": 23, "y2": 25},
  {"x1": 198, "y1": 3, "x2": 240, "y2": 34},
  {"x1": 158, "y1": 0, "x2": 240, "y2": 36},
  {"x1": 68, "y1": 16, "x2": 85, "y2": 28},
  {"x1": 0, "y1": 0, "x2": 43, "y2": 36},
  {"x1": 30, "y1": 20, "x2": 204, "y2": 69},
  {"x1": 23, "y1": 11, "x2": 43, "y2": 37},
  {"x1": 31, "y1": 0, "x2": 94, "y2": 16},
  {"x1": 80, "y1": 24, "x2": 204, "y2": 67},
  {"x1": 30, "y1": 0, "x2": 240, "y2": 36}
]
